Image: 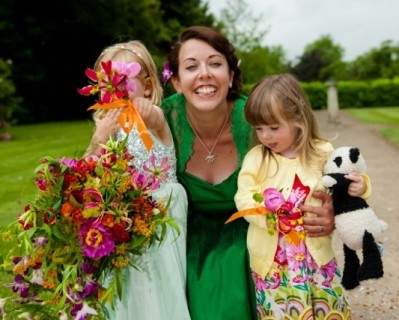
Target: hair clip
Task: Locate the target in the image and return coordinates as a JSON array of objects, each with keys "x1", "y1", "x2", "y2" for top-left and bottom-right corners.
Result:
[{"x1": 161, "y1": 62, "x2": 173, "y2": 85}]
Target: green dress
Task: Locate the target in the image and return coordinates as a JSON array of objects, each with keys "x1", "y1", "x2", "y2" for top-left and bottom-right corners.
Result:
[{"x1": 162, "y1": 94, "x2": 257, "y2": 320}]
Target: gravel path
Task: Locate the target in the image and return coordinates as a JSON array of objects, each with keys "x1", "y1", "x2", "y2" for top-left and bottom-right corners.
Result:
[{"x1": 315, "y1": 110, "x2": 399, "y2": 319}]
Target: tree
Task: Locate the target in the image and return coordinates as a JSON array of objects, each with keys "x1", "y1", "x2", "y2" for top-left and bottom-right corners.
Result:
[
  {"x1": 239, "y1": 46, "x2": 288, "y2": 84},
  {"x1": 349, "y1": 40, "x2": 399, "y2": 80},
  {"x1": 0, "y1": 0, "x2": 217, "y2": 124},
  {"x1": 291, "y1": 35, "x2": 346, "y2": 82},
  {"x1": 217, "y1": 0, "x2": 268, "y2": 52},
  {"x1": 214, "y1": 0, "x2": 288, "y2": 84}
]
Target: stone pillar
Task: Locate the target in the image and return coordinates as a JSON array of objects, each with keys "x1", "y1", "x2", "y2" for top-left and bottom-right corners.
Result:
[{"x1": 326, "y1": 79, "x2": 340, "y2": 124}]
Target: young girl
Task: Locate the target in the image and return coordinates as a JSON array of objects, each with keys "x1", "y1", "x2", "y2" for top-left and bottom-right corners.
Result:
[
  {"x1": 83, "y1": 40, "x2": 191, "y2": 320},
  {"x1": 234, "y1": 73, "x2": 369, "y2": 319}
]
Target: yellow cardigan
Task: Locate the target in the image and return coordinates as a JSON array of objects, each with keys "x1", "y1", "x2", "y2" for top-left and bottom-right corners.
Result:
[{"x1": 234, "y1": 142, "x2": 335, "y2": 279}]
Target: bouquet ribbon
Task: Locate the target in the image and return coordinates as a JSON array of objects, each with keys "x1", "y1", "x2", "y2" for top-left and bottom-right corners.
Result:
[
  {"x1": 88, "y1": 99, "x2": 153, "y2": 151},
  {"x1": 225, "y1": 206, "x2": 270, "y2": 224}
]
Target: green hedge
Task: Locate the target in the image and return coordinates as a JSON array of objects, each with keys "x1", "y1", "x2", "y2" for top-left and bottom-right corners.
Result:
[{"x1": 243, "y1": 78, "x2": 399, "y2": 110}]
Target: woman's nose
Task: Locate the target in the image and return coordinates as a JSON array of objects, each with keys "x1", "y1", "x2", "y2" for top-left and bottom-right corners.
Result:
[{"x1": 199, "y1": 65, "x2": 211, "y2": 79}]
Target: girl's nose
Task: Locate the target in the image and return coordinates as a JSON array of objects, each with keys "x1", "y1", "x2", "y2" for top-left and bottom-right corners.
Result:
[{"x1": 260, "y1": 130, "x2": 271, "y2": 140}]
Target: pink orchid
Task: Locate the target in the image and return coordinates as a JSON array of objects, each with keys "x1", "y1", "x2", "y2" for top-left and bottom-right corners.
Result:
[{"x1": 77, "y1": 60, "x2": 141, "y2": 104}]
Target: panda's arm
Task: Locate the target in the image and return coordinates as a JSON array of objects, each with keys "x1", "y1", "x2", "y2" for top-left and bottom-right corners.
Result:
[{"x1": 321, "y1": 174, "x2": 337, "y2": 188}]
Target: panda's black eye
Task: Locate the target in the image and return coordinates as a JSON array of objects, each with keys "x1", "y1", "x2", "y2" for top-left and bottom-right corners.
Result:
[{"x1": 334, "y1": 157, "x2": 343, "y2": 167}]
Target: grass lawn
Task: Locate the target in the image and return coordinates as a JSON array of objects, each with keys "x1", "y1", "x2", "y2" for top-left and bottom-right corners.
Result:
[
  {"x1": 0, "y1": 120, "x2": 94, "y2": 226},
  {"x1": 346, "y1": 107, "x2": 399, "y2": 147}
]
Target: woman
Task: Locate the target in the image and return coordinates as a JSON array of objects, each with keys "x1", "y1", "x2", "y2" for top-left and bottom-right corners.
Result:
[{"x1": 162, "y1": 26, "x2": 335, "y2": 320}]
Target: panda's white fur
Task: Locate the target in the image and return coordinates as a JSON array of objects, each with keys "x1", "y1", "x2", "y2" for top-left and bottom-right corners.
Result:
[
  {"x1": 322, "y1": 146, "x2": 387, "y2": 289},
  {"x1": 335, "y1": 207, "x2": 387, "y2": 250},
  {"x1": 322, "y1": 146, "x2": 387, "y2": 250}
]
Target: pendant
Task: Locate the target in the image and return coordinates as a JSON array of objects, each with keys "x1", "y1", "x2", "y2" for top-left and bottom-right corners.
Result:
[{"x1": 205, "y1": 153, "x2": 216, "y2": 164}]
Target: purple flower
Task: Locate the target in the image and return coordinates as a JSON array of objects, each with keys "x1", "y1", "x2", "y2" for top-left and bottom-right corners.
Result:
[
  {"x1": 80, "y1": 279, "x2": 99, "y2": 299},
  {"x1": 75, "y1": 302, "x2": 98, "y2": 320},
  {"x1": 161, "y1": 62, "x2": 173, "y2": 85},
  {"x1": 79, "y1": 218, "x2": 115, "y2": 259},
  {"x1": 81, "y1": 259, "x2": 97, "y2": 274},
  {"x1": 12, "y1": 275, "x2": 30, "y2": 298}
]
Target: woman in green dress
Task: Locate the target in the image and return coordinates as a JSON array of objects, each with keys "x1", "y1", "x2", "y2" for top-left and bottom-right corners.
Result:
[{"x1": 162, "y1": 26, "x2": 335, "y2": 320}]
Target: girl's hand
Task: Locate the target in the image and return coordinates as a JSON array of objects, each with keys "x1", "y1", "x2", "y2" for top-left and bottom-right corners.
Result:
[
  {"x1": 301, "y1": 191, "x2": 335, "y2": 237},
  {"x1": 133, "y1": 97, "x2": 154, "y2": 121},
  {"x1": 345, "y1": 172, "x2": 366, "y2": 197},
  {"x1": 84, "y1": 109, "x2": 122, "y2": 157}
]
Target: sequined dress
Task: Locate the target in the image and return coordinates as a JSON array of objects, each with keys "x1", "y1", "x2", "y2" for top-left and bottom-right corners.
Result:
[{"x1": 106, "y1": 126, "x2": 191, "y2": 320}]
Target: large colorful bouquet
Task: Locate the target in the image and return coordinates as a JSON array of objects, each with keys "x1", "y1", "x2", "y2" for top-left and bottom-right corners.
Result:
[
  {"x1": 1, "y1": 137, "x2": 178, "y2": 319},
  {"x1": 0, "y1": 60, "x2": 178, "y2": 319}
]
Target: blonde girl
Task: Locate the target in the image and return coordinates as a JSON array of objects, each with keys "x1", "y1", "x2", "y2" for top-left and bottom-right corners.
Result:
[
  {"x1": 235, "y1": 73, "x2": 368, "y2": 319},
  {"x1": 84, "y1": 40, "x2": 190, "y2": 320}
]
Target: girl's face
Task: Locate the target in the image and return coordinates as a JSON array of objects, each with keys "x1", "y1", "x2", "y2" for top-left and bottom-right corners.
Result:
[
  {"x1": 255, "y1": 118, "x2": 297, "y2": 158},
  {"x1": 127, "y1": 75, "x2": 150, "y2": 101},
  {"x1": 171, "y1": 39, "x2": 233, "y2": 112}
]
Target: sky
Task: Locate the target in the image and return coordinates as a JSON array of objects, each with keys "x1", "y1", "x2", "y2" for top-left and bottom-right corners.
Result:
[{"x1": 207, "y1": 0, "x2": 399, "y2": 62}]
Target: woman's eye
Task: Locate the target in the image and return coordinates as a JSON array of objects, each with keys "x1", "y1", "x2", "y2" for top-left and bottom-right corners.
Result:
[
  {"x1": 210, "y1": 61, "x2": 222, "y2": 67},
  {"x1": 186, "y1": 64, "x2": 197, "y2": 71}
]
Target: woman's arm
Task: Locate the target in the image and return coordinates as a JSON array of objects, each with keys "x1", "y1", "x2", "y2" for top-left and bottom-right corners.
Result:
[{"x1": 301, "y1": 191, "x2": 335, "y2": 237}]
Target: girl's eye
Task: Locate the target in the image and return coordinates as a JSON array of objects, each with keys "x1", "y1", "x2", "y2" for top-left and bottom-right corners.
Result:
[{"x1": 270, "y1": 126, "x2": 279, "y2": 131}]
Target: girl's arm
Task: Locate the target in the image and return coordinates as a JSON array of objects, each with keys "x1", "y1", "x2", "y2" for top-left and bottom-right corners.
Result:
[{"x1": 133, "y1": 97, "x2": 171, "y2": 146}]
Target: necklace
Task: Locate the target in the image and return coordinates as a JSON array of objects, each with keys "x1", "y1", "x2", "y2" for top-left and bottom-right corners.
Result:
[{"x1": 187, "y1": 111, "x2": 229, "y2": 164}]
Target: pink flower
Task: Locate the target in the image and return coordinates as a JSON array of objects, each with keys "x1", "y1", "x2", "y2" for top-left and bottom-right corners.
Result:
[
  {"x1": 79, "y1": 218, "x2": 115, "y2": 259},
  {"x1": 143, "y1": 154, "x2": 171, "y2": 182},
  {"x1": 263, "y1": 188, "x2": 284, "y2": 211},
  {"x1": 77, "y1": 60, "x2": 141, "y2": 104},
  {"x1": 161, "y1": 62, "x2": 173, "y2": 85}
]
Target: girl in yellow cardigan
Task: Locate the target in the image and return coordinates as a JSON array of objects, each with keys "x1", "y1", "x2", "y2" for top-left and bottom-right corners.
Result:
[{"x1": 234, "y1": 73, "x2": 370, "y2": 319}]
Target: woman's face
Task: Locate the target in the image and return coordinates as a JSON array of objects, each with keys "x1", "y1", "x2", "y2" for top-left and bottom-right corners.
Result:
[{"x1": 171, "y1": 39, "x2": 233, "y2": 112}]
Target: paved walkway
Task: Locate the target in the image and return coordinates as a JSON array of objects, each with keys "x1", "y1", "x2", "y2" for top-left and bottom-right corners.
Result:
[{"x1": 315, "y1": 110, "x2": 399, "y2": 319}]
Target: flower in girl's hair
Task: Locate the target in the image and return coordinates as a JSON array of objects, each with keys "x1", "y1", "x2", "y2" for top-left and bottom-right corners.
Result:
[
  {"x1": 77, "y1": 60, "x2": 141, "y2": 103},
  {"x1": 161, "y1": 62, "x2": 173, "y2": 85},
  {"x1": 0, "y1": 137, "x2": 179, "y2": 320}
]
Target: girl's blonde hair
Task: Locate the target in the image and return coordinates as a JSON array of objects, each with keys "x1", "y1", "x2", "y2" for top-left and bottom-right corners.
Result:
[
  {"x1": 245, "y1": 73, "x2": 328, "y2": 171},
  {"x1": 92, "y1": 40, "x2": 162, "y2": 121}
]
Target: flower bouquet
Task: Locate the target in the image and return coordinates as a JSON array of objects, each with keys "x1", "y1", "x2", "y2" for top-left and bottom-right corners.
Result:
[
  {"x1": 0, "y1": 60, "x2": 179, "y2": 319},
  {"x1": 1, "y1": 136, "x2": 178, "y2": 319}
]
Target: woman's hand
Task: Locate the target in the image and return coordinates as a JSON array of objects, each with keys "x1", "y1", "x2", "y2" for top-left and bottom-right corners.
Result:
[{"x1": 301, "y1": 191, "x2": 335, "y2": 237}]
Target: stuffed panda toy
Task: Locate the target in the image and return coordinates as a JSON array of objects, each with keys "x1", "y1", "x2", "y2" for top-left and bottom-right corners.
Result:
[{"x1": 321, "y1": 146, "x2": 388, "y2": 290}]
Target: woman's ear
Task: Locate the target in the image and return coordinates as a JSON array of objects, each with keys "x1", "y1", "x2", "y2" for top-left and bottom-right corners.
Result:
[
  {"x1": 229, "y1": 70, "x2": 234, "y2": 86},
  {"x1": 171, "y1": 77, "x2": 182, "y2": 94}
]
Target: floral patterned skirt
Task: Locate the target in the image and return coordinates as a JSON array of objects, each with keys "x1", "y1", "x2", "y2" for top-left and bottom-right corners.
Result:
[{"x1": 252, "y1": 232, "x2": 352, "y2": 320}]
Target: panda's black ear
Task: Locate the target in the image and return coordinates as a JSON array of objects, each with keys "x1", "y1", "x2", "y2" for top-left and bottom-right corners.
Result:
[
  {"x1": 333, "y1": 156, "x2": 342, "y2": 167},
  {"x1": 349, "y1": 147, "x2": 360, "y2": 164}
]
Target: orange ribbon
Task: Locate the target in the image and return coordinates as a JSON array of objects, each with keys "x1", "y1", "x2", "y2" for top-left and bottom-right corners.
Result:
[
  {"x1": 225, "y1": 206, "x2": 270, "y2": 224},
  {"x1": 88, "y1": 100, "x2": 153, "y2": 151}
]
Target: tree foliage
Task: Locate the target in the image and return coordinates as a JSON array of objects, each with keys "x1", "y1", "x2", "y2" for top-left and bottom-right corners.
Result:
[
  {"x1": 349, "y1": 40, "x2": 399, "y2": 80},
  {"x1": 215, "y1": 0, "x2": 288, "y2": 84},
  {"x1": 290, "y1": 35, "x2": 345, "y2": 82},
  {"x1": 0, "y1": 0, "x2": 216, "y2": 124},
  {"x1": 1, "y1": 0, "x2": 398, "y2": 125}
]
